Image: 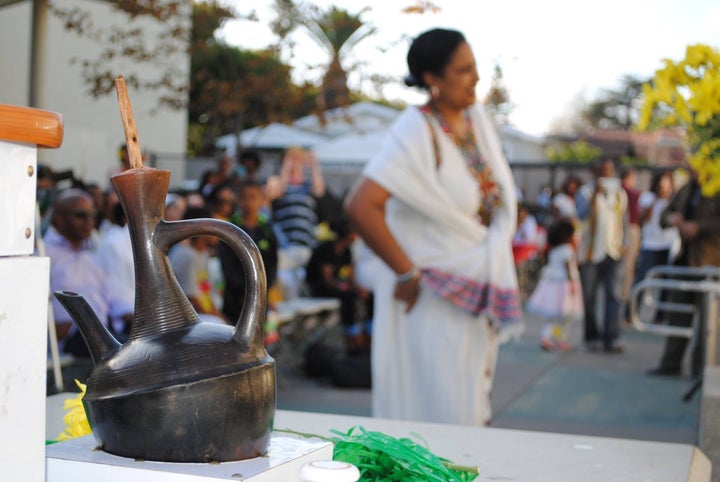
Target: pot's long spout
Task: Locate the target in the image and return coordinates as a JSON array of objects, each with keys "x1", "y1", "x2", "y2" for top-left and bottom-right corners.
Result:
[{"x1": 55, "y1": 291, "x2": 121, "y2": 364}]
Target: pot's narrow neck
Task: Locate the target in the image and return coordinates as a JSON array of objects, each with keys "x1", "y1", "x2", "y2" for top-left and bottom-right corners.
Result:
[{"x1": 111, "y1": 168, "x2": 199, "y2": 339}]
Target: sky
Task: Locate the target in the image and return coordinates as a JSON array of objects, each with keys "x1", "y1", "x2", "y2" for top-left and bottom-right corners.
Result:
[{"x1": 218, "y1": 0, "x2": 720, "y2": 137}]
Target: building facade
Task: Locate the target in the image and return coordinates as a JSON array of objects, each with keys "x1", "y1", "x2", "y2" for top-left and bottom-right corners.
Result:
[{"x1": 0, "y1": 0, "x2": 191, "y2": 188}]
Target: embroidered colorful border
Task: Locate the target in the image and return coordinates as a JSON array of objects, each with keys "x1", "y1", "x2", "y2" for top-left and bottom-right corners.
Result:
[
  {"x1": 421, "y1": 268, "x2": 523, "y2": 325},
  {"x1": 418, "y1": 104, "x2": 503, "y2": 226}
]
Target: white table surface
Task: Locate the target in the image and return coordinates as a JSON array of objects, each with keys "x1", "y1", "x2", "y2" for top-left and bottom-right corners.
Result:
[
  {"x1": 47, "y1": 394, "x2": 711, "y2": 481},
  {"x1": 274, "y1": 411, "x2": 711, "y2": 482}
]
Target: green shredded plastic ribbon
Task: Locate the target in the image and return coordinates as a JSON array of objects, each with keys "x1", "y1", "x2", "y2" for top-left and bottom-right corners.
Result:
[{"x1": 277, "y1": 425, "x2": 479, "y2": 481}]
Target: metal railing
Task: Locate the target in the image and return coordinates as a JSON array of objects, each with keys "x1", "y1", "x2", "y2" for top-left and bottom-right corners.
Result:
[{"x1": 630, "y1": 265, "x2": 720, "y2": 366}]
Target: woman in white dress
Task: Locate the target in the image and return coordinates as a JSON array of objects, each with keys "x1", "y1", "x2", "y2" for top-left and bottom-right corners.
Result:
[
  {"x1": 344, "y1": 28, "x2": 522, "y2": 426},
  {"x1": 634, "y1": 169, "x2": 679, "y2": 283}
]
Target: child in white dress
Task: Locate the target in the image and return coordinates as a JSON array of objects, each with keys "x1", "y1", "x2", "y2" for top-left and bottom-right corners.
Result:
[{"x1": 526, "y1": 218, "x2": 584, "y2": 351}]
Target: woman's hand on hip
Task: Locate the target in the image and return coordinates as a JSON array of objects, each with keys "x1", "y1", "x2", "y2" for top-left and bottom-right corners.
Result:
[{"x1": 394, "y1": 275, "x2": 421, "y2": 313}]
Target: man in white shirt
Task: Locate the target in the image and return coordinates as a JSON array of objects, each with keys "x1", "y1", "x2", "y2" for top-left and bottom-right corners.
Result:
[
  {"x1": 575, "y1": 159, "x2": 628, "y2": 353},
  {"x1": 45, "y1": 189, "x2": 132, "y2": 356},
  {"x1": 95, "y1": 202, "x2": 135, "y2": 335}
]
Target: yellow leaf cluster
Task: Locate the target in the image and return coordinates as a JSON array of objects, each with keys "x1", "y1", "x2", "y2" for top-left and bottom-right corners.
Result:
[
  {"x1": 687, "y1": 69, "x2": 720, "y2": 126},
  {"x1": 689, "y1": 139, "x2": 720, "y2": 197},
  {"x1": 55, "y1": 380, "x2": 92, "y2": 441},
  {"x1": 639, "y1": 44, "x2": 720, "y2": 197},
  {"x1": 639, "y1": 44, "x2": 720, "y2": 129}
]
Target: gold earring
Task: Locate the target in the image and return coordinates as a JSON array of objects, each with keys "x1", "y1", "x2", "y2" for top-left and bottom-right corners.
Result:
[{"x1": 430, "y1": 86, "x2": 439, "y2": 98}]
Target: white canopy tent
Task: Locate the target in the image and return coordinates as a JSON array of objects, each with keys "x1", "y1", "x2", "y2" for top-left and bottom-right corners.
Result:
[
  {"x1": 215, "y1": 122, "x2": 327, "y2": 156},
  {"x1": 312, "y1": 130, "x2": 387, "y2": 168},
  {"x1": 293, "y1": 101, "x2": 400, "y2": 138},
  {"x1": 214, "y1": 103, "x2": 547, "y2": 186}
]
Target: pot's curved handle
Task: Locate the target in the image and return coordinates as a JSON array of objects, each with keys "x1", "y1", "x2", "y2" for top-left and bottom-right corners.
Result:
[{"x1": 154, "y1": 218, "x2": 267, "y2": 348}]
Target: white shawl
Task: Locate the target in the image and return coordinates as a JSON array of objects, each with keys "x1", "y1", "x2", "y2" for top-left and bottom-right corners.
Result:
[{"x1": 364, "y1": 104, "x2": 523, "y2": 339}]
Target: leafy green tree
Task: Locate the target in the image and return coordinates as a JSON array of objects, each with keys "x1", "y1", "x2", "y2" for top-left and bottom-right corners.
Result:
[
  {"x1": 581, "y1": 75, "x2": 647, "y2": 130},
  {"x1": 271, "y1": 1, "x2": 376, "y2": 109},
  {"x1": 189, "y1": 1, "x2": 317, "y2": 155},
  {"x1": 483, "y1": 64, "x2": 514, "y2": 125},
  {"x1": 400, "y1": 0, "x2": 441, "y2": 14},
  {"x1": 48, "y1": 0, "x2": 193, "y2": 110},
  {"x1": 545, "y1": 140, "x2": 603, "y2": 163}
]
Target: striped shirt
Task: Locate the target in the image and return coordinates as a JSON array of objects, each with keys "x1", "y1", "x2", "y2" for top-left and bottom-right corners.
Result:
[{"x1": 272, "y1": 181, "x2": 318, "y2": 249}]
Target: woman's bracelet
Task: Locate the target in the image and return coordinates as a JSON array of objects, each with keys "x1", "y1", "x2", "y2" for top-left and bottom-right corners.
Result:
[{"x1": 396, "y1": 266, "x2": 420, "y2": 284}]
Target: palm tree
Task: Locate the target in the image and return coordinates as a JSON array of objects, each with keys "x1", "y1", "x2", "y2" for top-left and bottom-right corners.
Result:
[
  {"x1": 484, "y1": 64, "x2": 514, "y2": 125},
  {"x1": 272, "y1": 2, "x2": 375, "y2": 109}
]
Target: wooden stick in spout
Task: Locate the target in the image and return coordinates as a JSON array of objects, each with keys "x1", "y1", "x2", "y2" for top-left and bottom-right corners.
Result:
[{"x1": 115, "y1": 75, "x2": 143, "y2": 169}]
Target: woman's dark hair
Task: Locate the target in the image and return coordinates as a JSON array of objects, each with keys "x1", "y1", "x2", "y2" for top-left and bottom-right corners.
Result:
[
  {"x1": 560, "y1": 175, "x2": 582, "y2": 195},
  {"x1": 620, "y1": 167, "x2": 636, "y2": 181},
  {"x1": 546, "y1": 217, "x2": 576, "y2": 249},
  {"x1": 594, "y1": 157, "x2": 617, "y2": 176},
  {"x1": 183, "y1": 206, "x2": 212, "y2": 221},
  {"x1": 649, "y1": 169, "x2": 672, "y2": 195},
  {"x1": 405, "y1": 28, "x2": 466, "y2": 89},
  {"x1": 238, "y1": 149, "x2": 261, "y2": 168},
  {"x1": 206, "y1": 183, "x2": 233, "y2": 207},
  {"x1": 238, "y1": 179, "x2": 264, "y2": 193},
  {"x1": 112, "y1": 201, "x2": 126, "y2": 226}
]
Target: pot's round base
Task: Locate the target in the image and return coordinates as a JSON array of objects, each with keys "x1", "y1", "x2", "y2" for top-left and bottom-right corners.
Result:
[{"x1": 85, "y1": 362, "x2": 276, "y2": 463}]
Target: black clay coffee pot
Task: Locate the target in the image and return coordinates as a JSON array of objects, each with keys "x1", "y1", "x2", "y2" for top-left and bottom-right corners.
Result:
[{"x1": 56, "y1": 167, "x2": 275, "y2": 463}]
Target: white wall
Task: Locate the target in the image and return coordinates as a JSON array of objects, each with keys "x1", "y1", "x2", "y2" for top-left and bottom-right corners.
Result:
[
  {"x1": 499, "y1": 125, "x2": 547, "y2": 162},
  {"x1": 0, "y1": 0, "x2": 190, "y2": 189},
  {"x1": 0, "y1": 2, "x2": 32, "y2": 106}
]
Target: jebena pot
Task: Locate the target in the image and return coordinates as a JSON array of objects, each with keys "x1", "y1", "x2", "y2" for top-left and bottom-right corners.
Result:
[{"x1": 56, "y1": 167, "x2": 275, "y2": 463}]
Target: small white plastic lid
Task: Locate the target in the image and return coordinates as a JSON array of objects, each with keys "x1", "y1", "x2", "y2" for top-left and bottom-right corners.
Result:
[{"x1": 299, "y1": 460, "x2": 361, "y2": 482}]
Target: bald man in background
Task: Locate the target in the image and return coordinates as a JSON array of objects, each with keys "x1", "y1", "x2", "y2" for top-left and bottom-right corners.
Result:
[{"x1": 44, "y1": 189, "x2": 132, "y2": 357}]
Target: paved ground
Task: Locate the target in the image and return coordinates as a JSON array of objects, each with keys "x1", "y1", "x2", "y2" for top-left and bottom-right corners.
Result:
[
  {"x1": 49, "y1": 312, "x2": 702, "y2": 445},
  {"x1": 274, "y1": 318, "x2": 702, "y2": 445}
]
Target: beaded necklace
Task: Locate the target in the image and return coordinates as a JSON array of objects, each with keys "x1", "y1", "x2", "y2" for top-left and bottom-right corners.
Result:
[{"x1": 419, "y1": 103, "x2": 503, "y2": 226}]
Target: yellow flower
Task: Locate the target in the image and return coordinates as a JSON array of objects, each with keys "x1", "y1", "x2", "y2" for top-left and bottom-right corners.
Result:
[
  {"x1": 639, "y1": 43, "x2": 720, "y2": 198},
  {"x1": 338, "y1": 265, "x2": 352, "y2": 280},
  {"x1": 637, "y1": 84, "x2": 657, "y2": 130},
  {"x1": 687, "y1": 71, "x2": 720, "y2": 126},
  {"x1": 689, "y1": 139, "x2": 720, "y2": 197},
  {"x1": 654, "y1": 67, "x2": 679, "y2": 103},
  {"x1": 672, "y1": 95, "x2": 692, "y2": 124},
  {"x1": 685, "y1": 44, "x2": 717, "y2": 69},
  {"x1": 662, "y1": 113, "x2": 677, "y2": 126},
  {"x1": 55, "y1": 380, "x2": 92, "y2": 441}
]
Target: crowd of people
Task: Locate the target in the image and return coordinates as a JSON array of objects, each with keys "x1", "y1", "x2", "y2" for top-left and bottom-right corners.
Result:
[
  {"x1": 36, "y1": 26, "x2": 720, "y2": 430},
  {"x1": 519, "y1": 161, "x2": 649, "y2": 352},
  {"x1": 516, "y1": 157, "x2": 720, "y2": 382},
  {"x1": 39, "y1": 143, "x2": 373, "y2": 361}
]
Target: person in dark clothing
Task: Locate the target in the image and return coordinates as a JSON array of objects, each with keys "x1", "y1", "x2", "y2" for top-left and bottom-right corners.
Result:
[
  {"x1": 199, "y1": 154, "x2": 234, "y2": 199},
  {"x1": 305, "y1": 220, "x2": 372, "y2": 352},
  {"x1": 238, "y1": 149, "x2": 263, "y2": 182},
  {"x1": 648, "y1": 172, "x2": 720, "y2": 377},
  {"x1": 219, "y1": 181, "x2": 279, "y2": 322}
]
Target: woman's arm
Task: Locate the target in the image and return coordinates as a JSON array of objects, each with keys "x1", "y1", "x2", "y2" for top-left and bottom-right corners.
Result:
[
  {"x1": 638, "y1": 205, "x2": 653, "y2": 225},
  {"x1": 307, "y1": 152, "x2": 326, "y2": 198},
  {"x1": 637, "y1": 192, "x2": 656, "y2": 225},
  {"x1": 660, "y1": 184, "x2": 687, "y2": 229},
  {"x1": 344, "y1": 177, "x2": 412, "y2": 274},
  {"x1": 344, "y1": 177, "x2": 420, "y2": 311},
  {"x1": 318, "y1": 263, "x2": 346, "y2": 291},
  {"x1": 565, "y1": 259, "x2": 577, "y2": 295}
]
